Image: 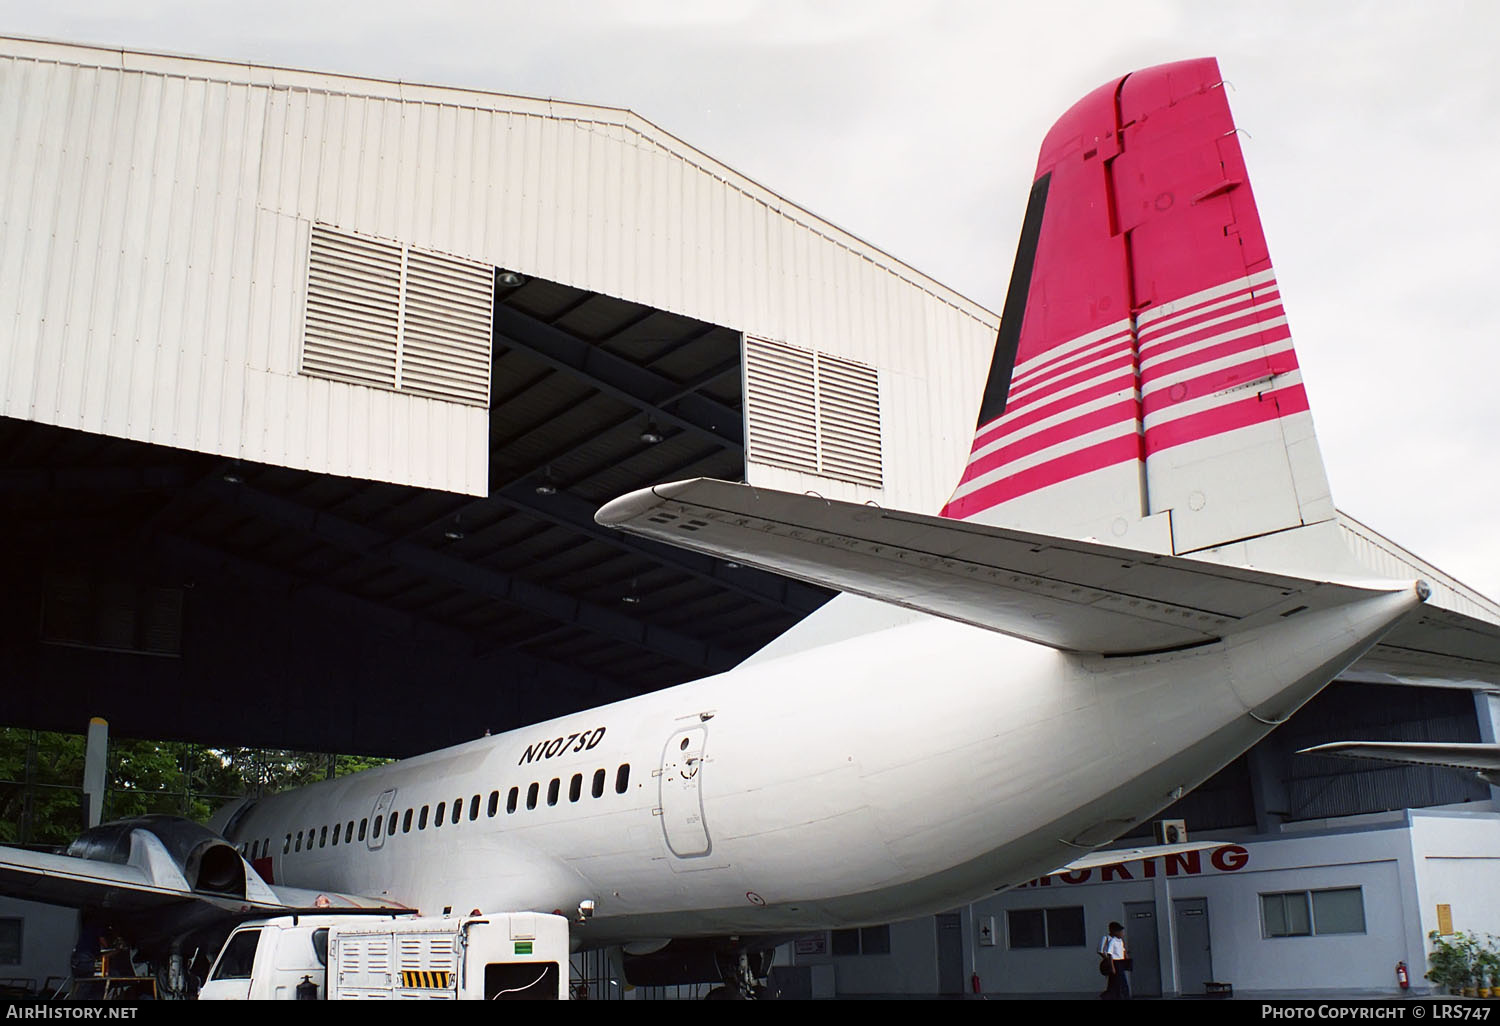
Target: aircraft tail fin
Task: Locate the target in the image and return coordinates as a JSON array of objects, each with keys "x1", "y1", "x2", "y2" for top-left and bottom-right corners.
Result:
[{"x1": 943, "y1": 58, "x2": 1335, "y2": 556}]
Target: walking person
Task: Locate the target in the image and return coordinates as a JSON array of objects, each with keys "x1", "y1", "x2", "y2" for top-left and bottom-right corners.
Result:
[{"x1": 1098, "y1": 921, "x2": 1130, "y2": 999}]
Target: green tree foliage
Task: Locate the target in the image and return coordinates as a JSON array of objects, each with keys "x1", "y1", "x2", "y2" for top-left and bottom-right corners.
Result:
[{"x1": 0, "y1": 728, "x2": 390, "y2": 846}]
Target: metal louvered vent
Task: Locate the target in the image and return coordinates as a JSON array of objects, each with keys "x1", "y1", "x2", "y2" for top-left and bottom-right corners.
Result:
[
  {"x1": 745, "y1": 338, "x2": 817, "y2": 474},
  {"x1": 744, "y1": 337, "x2": 882, "y2": 487},
  {"x1": 816, "y1": 353, "x2": 882, "y2": 486},
  {"x1": 302, "y1": 224, "x2": 494, "y2": 407},
  {"x1": 304, "y1": 228, "x2": 402, "y2": 388}
]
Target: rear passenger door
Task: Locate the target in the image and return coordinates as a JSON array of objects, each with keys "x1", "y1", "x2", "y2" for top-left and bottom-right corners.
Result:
[{"x1": 368, "y1": 789, "x2": 396, "y2": 850}]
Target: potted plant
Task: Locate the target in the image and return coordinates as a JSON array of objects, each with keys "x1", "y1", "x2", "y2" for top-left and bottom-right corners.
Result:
[
  {"x1": 1461, "y1": 932, "x2": 1482, "y2": 997},
  {"x1": 1428, "y1": 931, "x2": 1464, "y2": 995},
  {"x1": 1485, "y1": 936, "x2": 1500, "y2": 999}
]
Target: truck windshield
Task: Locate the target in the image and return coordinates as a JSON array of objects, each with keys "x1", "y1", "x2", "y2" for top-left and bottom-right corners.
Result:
[{"x1": 211, "y1": 929, "x2": 262, "y2": 981}]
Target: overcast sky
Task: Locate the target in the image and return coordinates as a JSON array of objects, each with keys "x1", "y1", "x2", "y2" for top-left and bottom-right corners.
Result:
[{"x1": 3, "y1": 0, "x2": 1497, "y2": 598}]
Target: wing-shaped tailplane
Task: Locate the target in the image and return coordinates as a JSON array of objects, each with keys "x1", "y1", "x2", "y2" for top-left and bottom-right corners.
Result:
[{"x1": 597, "y1": 479, "x2": 1417, "y2": 656}]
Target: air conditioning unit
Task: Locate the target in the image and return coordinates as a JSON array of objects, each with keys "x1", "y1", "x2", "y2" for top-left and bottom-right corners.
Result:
[{"x1": 1154, "y1": 819, "x2": 1188, "y2": 845}]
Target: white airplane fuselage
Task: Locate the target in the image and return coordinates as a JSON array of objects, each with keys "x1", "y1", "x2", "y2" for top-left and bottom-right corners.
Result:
[{"x1": 216, "y1": 585, "x2": 1420, "y2": 947}]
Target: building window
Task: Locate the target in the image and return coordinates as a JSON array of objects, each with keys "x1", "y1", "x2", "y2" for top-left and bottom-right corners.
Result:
[
  {"x1": 0, "y1": 919, "x2": 21, "y2": 965},
  {"x1": 831, "y1": 929, "x2": 860, "y2": 957},
  {"x1": 1046, "y1": 907, "x2": 1086, "y2": 947},
  {"x1": 1262, "y1": 888, "x2": 1366, "y2": 937},
  {"x1": 830, "y1": 925, "x2": 891, "y2": 956},
  {"x1": 1007, "y1": 907, "x2": 1085, "y2": 949}
]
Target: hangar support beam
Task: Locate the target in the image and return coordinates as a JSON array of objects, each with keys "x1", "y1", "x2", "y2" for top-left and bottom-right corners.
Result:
[
  {"x1": 490, "y1": 482, "x2": 829, "y2": 616},
  {"x1": 202, "y1": 480, "x2": 742, "y2": 674},
  {"x1": 492, "y1": 303, "x2": 743, "y2": 449}
]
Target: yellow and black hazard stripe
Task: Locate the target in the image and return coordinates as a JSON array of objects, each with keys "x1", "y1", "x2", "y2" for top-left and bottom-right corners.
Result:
[{"x1": 399, "y1": 970, "x2": 454, "y2": 989}]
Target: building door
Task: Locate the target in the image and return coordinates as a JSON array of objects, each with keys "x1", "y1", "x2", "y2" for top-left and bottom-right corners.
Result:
[
  {"x1": 935, "y1": 913, "x2": 964, "y2": 994},
  {"x1": 659, "y1": 726, "x2": 710, "y2": 856},
  {"x1": 1173, "y1": 898, "x2": 1213, "y2": 994},
  {"x1": 1123, "y1": 901, "x2": 1161, "y2": 997}
]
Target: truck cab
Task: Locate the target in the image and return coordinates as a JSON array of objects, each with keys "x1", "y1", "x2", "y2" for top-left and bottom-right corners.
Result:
[{"x1": 198, "y1": 913, "x2": 398, "y2": 1000}]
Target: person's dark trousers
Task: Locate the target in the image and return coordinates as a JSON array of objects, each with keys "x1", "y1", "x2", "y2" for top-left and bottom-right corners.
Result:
[{"x1": 1103, "y1": 965, "x2": 1130, "y2": 999}]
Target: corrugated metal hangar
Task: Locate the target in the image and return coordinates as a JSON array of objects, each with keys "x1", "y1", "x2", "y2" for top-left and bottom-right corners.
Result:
[
  {"x1": 0, "y1": 35, "x2": 996, "y2": 755},
  {"x1": 3, "y1": 36, "x2": 1500, "y2": 1000}
]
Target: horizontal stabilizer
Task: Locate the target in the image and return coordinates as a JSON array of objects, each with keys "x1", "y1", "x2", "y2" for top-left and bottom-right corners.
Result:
[
  {"x1": 1347, "y1": 609, "x2": 1500, "y2": 687},
  {"x1": 1299, "y1": 741, "x2": 1500, "y2": 784},
  {"x1": 596, "y1": 479, "x2": 1414, "y2": 655},
  {"x1": 1053, "y1": 841, "x2": 1221, "y2": 874}
]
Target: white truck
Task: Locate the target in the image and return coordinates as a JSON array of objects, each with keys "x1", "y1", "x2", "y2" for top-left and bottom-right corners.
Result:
[{"x1": 197, "y1": 911, "x2": 570, "y2": 1000}]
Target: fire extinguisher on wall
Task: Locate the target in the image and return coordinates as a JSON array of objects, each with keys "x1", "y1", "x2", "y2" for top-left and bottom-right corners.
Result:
[
  {"x1": 1396, "y1": 961, "x2": 1410, "y2": 990},
  {"x1": 971, "y1": 971, "x2": 982, "y2": 995}
]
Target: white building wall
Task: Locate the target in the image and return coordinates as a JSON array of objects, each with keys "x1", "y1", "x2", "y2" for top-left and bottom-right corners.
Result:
[
  {"x1": 0, "y1": 37, "x2": 998, "y2": 511},
  {"x1": 801, "y1": 817, "x2": 1500, "y2": 998},
  {"x1": 1410, "y1": 811, "x2": 1500, "y2": 945},
  {"x1": 0, "y1": 897, "x2": 76, "y2": 991}
]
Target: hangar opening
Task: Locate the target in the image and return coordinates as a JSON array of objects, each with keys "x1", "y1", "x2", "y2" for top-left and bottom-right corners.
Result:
[{"x1": 0, "y1": 270, "x2": 833, "y2": 757}]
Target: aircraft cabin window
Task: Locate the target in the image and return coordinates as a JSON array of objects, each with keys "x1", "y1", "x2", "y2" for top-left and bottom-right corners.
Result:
[
  {"x1": 389, "y1": 811, "x2": 399, "y2": 836},
  {"x1": 526, "y1": 783, "x2": 539, "y2": 810},
  {"x1": 488, "y1": 791, "x2": 499, "y2": 817},
  {"x1": 371, "y1": 817, "x2": 380, "y2": 840},
  {"x1": 402, "y1": 809, "x2": 412, "y2": 833},
  {"x1": 452, "y1": 800, "x2": 462, "y2": 825},
  {"x1": 547, "y1": 779, "x2": 560, "y2": 806},
  {"x1": 569, "y1": 774, "x2": 582, "y2": 803},
  {"x1": 331, "y1": 827, "x2": 339, "y2": 847},
  {"x1": 358, "y1": 819, "x2": 367, "y2": 841},
  {"x1": 616, "y1": 764, "x2": 630, "y2": 794},
  {"x1": 507, "y1": 787, "x2": 519, "y2": 814},
  {"x1": 295, "y1": 831, "x2": 303, "y2": 852},
  {"x1": 263, "y1": 837, "x2": 270, "y2": 856},
  {"x1": 419, "y1": 806, "x2": 430, "y2": 830},
  {"x1": 249, "y1": 841, "x2": 258, "y2": 859},
  {"x1": 319, "y1": 825, "x2": 328, "y2": 848},
  {"x1": 435, "y1": 801, "x2": 446, "y2": 827},
  {"x1": 283, "y1": 834, "x2": 291, "y2": 855},
  {"x1": 592, "y1": 769, "x2": 605, "y2": 799},
  {"x1": 470, "y1": 794, "x2": 481, "y2": 821},
  {"x1": 346, "y1": 820, "x2": 355, "y2": 842}
]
